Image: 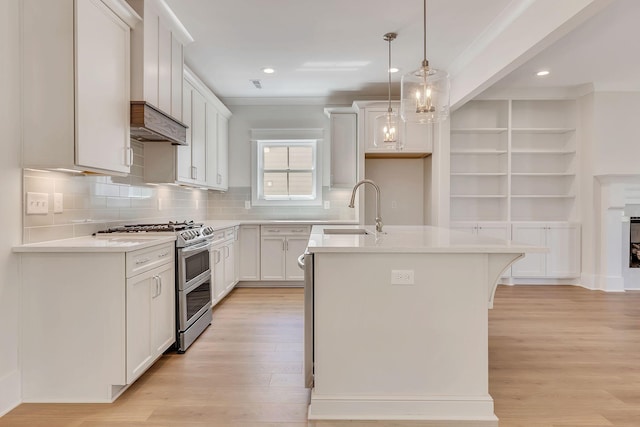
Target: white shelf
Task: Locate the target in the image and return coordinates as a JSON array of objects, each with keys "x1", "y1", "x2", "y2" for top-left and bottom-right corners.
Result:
[
  {"x1": 451, "y1": 195, "x2": 507, "y2": 199},
  {"x1": 451, "y1": 172, "x2": 507, "y2": 176},
  {"x1": 451, "y1": 150, "x2": 508, "y2": 154},
  {"x1": 450, "y1": 98, "x2": 578, "y2": 224},
  {"x1": 451, "y1": 128, "x2": 508, "y2": 134},
  {"x1": 511, "y1": 195, "x2": 575, "y2": 199},
  {"x1": 511, "y1": 149, "x2": 576, "y2": 154},
  {"x1": 511, "y1": 128, "x2": 575, "y2": 134},
  {"x1": 511, "y1": 172, "x2": 574, "y2": 176}
]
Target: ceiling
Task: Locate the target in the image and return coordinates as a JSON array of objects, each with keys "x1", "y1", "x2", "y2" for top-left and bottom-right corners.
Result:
[{"x1": 165, "y1": 0, "x2": 639, "y2": 104}]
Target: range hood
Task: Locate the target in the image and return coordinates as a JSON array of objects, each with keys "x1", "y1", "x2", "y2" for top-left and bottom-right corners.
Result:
[{"x1": 130, "y1": 101, "x2": 188, "y2": 146}]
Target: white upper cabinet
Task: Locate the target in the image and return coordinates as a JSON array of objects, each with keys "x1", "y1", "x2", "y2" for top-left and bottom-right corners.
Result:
[
  {"x1": 126, "y1": 0, "x2": 189, "y2": 121},
  {"x1": 356, "y1": 101, "x2": 432, "y2": 158},
  {"x1": 22, "y1": 0, "x2": 139, "y2": 175},
  {"x1": 144, "y1": 68, "x2": 232, "y2": 189},
  {"x1": 327, "y1": 112, "x2": 357, "y2": 188}
]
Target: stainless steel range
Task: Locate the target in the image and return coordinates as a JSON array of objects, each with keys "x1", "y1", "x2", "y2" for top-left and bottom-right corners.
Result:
[{"x1": 96, "y1": 221, "x2": 215, "y2": 352}]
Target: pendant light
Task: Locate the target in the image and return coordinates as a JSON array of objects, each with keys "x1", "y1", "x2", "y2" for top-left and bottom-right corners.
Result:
[
  {"x1": 374, "y1": 33, "x2": 400, "y2": 149},
  {"x1": 400, "y1": 0, "x2": 449, "y2": 124}
]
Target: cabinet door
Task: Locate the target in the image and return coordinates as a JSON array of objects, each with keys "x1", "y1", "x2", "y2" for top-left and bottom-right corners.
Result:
[
  {"x1": 191, "y1": 89, "x2": 207, "y2": 184},
  {"x1": 511, "y1": 225, "x2": 547, "y2": 277},
  {"x1": 205, "y1": 105, "x2": 219, "y2": 189},
  {"x1": 239, "y1": 225, "x2": 261, "y2": 280},
  {"x1": 450, "y1": 225, "x2": 476, "y2": 235},
  {"x1": 234, "y1": 227, "x2": 240, "y2": 283},
  {"x1": 151, "y1": 263, "x2": 175, "y2": 355},
  {"x1": 546, "y1": 224, "x2": 580, "y2": 277},
  {"x1": 217, "y1": 114, "x2": 229, "y2": 190},
  {"x1": 224, "y1": 241, "x2": 236, "y2": 291},
  {"x1": 285, "y1": 236, "x2": 308, "y2": 281},
  {"x1": 157, "y1": 18, "x2": 172, "y2": 115},
  {"x1": 476, "y1": 223, "x2": 510, "y2": 240},
  {"x1": 75, "y1": 0, "x2": 130, "y2": 174},
  {"x1": 170, "y1": 35, "x2": 183, "y2": 120},
  {"x1": 260, "y1": 237, "x2": 286, "y2": 280},
  {"x1": 126, "y1": 273, "x2": 152, "y2": 383},
  {"x1": 330, "y1": 113, "x2": 357, "y2": 187},
  {"x1": 211, "y1": 247, "x2": 225, "y2": 303},
  {"x1": 177, "y1": 81, "x2": 194, "y2": 183},
  {"x1": 403, "y1": 120, "x2": 432, "y2": 153}
]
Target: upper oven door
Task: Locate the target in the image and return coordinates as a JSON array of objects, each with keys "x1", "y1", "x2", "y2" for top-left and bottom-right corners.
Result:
[{"x1": 178, "y1": 241, "x2": 211, "y2": 290}]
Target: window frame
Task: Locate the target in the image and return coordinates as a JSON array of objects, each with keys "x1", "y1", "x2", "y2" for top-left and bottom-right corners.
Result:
[{"x1": 251, "y1": 139, "x2": 323, "y2": 207}]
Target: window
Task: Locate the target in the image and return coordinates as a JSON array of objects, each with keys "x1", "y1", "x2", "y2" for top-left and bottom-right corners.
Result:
[{"x1": 252, "y1": 139, "x2": 322, "y2": 206}]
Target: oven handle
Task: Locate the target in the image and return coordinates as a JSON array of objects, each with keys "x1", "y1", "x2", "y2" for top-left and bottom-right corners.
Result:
[{"x1": 181, "y1": 241, "x2": 212, "y2": 254}]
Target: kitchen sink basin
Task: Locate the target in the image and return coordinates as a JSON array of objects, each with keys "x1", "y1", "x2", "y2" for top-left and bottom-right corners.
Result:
[{"x1": 323, "y1": 228, "x2": 371, "y2": 235}]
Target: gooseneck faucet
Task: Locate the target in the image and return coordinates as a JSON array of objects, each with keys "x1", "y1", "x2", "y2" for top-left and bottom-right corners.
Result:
[{"x1": 348, "y1": 179, "x2": 383, "y2": 233}]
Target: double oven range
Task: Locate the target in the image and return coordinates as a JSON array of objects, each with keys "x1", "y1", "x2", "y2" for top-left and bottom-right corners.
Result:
[{"x1": 97, "y1": 221, "x2": 215, "y2": 352}]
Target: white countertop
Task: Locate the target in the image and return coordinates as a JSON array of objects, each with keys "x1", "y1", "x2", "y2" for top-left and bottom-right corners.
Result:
[
  {"x1": 219, "y1": 219, "x2": 358, "y2": 226},
  {"x1": 307, "y1": 225, "x2": 547, "y2": 254},
  {"x1": 13, "y1": 235, "x2": 177, "y2": 253}
]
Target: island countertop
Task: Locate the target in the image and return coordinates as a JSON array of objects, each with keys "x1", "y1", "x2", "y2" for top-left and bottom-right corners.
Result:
[{"x1": 307, "y1": 225, "x2": 546, "y2": 254}]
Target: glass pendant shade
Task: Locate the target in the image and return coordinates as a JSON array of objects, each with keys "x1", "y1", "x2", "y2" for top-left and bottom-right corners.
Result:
[
  {"x1": 399, "y1": 0, "x2": 450, "y2": 124},
  {"x1": 374, "y1": 110, "x2": 400, "y2": 148},
  {"x1": 400, "y1": 64, "x2": 449, "y2": 124}
]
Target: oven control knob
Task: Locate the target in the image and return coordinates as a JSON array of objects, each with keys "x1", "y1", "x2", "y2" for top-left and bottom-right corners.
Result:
[{"x1": 202, "y1": 226, "x2": 214, "y2": 236}]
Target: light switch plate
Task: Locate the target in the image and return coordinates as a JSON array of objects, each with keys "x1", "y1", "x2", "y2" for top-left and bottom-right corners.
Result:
[
  {"x1": 26, "y1": 192, "x2": 49, "y2": 215},
  {"x1": 53, "y1": 193, "x2": 63, "y2": 213},
  {"x1": 391, "y1": 269, "x2": 415, "y2": 285}
]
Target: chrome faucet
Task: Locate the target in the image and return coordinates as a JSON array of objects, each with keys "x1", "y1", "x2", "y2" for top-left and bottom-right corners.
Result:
[{"x1": 348, "y1": 179, "x2": 383, "y2": 233}]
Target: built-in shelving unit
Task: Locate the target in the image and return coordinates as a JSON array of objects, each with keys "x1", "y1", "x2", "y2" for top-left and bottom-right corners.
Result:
[{"x1": 450, "y1": 99, "x2": 577, "y2": 223}]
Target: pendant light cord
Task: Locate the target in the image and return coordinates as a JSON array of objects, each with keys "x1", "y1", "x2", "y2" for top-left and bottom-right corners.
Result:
[
  {"x1": 387, "y1": 35, "x2": 392, "y2": 112},
  {"x1": 423, "y1": 0, "x2": 427, "y2": 63}
]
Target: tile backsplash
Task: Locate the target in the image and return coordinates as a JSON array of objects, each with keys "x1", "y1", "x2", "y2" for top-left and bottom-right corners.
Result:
[
  {"x1": 22, "y1": 142, "x2": 356, "y2": 244},
  {"x1": 22, "y1": 141, "x2": 208, "y2": 244},
  {"x1": 206, "y1": 186, "x2": 356, "y2": 221}
]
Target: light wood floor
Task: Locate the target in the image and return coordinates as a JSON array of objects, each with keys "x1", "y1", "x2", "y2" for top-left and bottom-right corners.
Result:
[{"x1": 2, "y1": 286, "x2": 640, "y2": 426}]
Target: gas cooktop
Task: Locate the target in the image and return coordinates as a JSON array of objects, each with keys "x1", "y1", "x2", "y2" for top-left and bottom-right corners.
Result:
[{"x1": 95, "y1": 220, "x2": 203, "y2": 234}]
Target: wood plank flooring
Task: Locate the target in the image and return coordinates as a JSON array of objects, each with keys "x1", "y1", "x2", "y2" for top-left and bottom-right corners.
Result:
[{"x1": 2, "y1": 286, "x2": 640, "y2": 426}]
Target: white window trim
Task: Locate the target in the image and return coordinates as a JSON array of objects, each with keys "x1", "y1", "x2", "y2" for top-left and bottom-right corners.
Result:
[{"x1": 251, "y1": 138, "x2": 323, "y2": 207}]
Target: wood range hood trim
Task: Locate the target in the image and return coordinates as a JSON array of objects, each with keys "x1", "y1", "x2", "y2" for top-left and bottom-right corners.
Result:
[{"x1": 130, "y1": 101, "x2": 188, "y2": 146}]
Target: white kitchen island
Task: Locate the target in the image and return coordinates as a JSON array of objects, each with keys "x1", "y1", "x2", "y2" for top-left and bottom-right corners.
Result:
[{"x1": 304, "y1": 225, "x2": 544, "y2": 426}]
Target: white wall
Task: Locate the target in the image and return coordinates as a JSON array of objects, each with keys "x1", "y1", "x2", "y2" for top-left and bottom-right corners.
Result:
[
  {"x1": 227, "y1": 104, "x2": 330, "y2": 187},
  {"x1": 0, "y1": 0, "x2": 23, "y2": 414},
  {"x1": 593, "y1": 92, "x2": 640, "y2": 175},
  {"x1": 578, "y1": 92, "x2": 596, "y2": 288},
  {"x1": 364, "y1": 159, "x2": 425, "y2": 225}
]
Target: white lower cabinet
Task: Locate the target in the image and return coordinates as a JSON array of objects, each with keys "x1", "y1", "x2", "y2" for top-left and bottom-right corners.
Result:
[
  {"x1": 239, "y1": 225, "x2": 261, "y2": 280},
  {"x1": 511, "y1": 223, "x2": 580, "y2": 278},
  {"x1": 19, "y1": 241, "x2": 175, "y2": 402},
  {"x1": 126, "y1": 261, "x2": 175, "y2": 383},
  {"x1": 211, "y1": 227, "x2": 238, "y2": 307},
  {"x1": 260, "y1": 225, "x2": 310, "y2": 281}
]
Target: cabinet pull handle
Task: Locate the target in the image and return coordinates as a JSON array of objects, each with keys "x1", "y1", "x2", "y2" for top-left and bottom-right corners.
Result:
[
  {"x1": 292, "y1": 229, "x2": 305, "y2": 233},
  {"x1": 152, "y1": 275, "x2": 160, "y2": 298},
  {"x1": 282, "y1": 240, "x2": 285, "y2": 251},
  {"x1": 286, "y1": 240, "x2": 289, "y2": 251},
  {"x1": 158, "y1": 251, "x2": 169, "y2": 258},
  {"x1": 136, "y1": 257, "x2": 150, "y2": 265},
  {"x1": 158, "y1": 276, "x2": 162, "y2": 296}
]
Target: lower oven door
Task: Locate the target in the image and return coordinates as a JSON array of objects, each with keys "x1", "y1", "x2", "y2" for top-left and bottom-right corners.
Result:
[{"x1": 178, "y1": 274, "x2": 212, "y2": 332}]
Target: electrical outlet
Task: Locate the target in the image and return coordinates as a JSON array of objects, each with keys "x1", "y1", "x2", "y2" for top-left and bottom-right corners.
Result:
[
  {"x1": 324, "y1": 201, "x2": 330, "y2": 209},
  {"x1": 391, "y1": 269, "x2": 414, "y2": 285},
  {"x1": 158, "y1": 198, "x2": 163, "y2": 211},
  {"x1": 26, "y1": 192, "x2": 49, "y2": 215},
  {"x1": 245, "y1": 201, "x2": 251, "y2": 209},
  {"x1": 53, "y1": 193, "x2": 63, "y2": 213},
  {"x1": 391, "y1": 200, "x2": 398, "y2": 209}
]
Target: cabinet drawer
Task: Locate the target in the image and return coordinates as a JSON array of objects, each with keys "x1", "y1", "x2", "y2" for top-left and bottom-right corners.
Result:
[
  {"x1": 126, "y1": 243, "x2": 174, "y2": 278},
  {"x1": 225, "y1": 228, "x2": 235, "y2": 239},
  {"x1": 261, "y1": 225, "x2": 311, "y2": 236}
]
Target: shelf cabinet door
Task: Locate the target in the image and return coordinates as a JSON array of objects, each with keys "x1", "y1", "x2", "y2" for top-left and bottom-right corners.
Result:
[
  {"x1": 546, "y1": 224, "x2": 580, "y2": 277},
  {"x1": 126, "y1": 272, "x2": 153, "y2": 383},
  {"x1": 285, "y1": 236, "x2": 308, "y2": 281},
  {"x1": 511, "y1": 224, "x2": 547, "y2": 277},
  {"x1": 190, "y1": 89, "x2": 207, "y2": 184},
  {"x1": 211, "y1": 247, "x2": 225, "y2": 302},
  {"x1": 223, "y1": 241, "x2": 236, "y2": 291},
  {"x1": 476, "y1": 223, "x2": 510, "y2": 240},
  {"x1": 151, "y1": 263, "x2": 175, "y2": 355},
  {"x1": 177, "y1": 81, "x2": 194, "y2": 183},
  {"x1": 239, "y1": 225, "x2": 261, "y2": 280},
  {"x1": 260, "y1": 237, "x2": 286, "y2": 280},
  {"x1": 330, "y1": 113, "x2": 357, "y2": 187},
  {"x1": 217, "y1": 114, "x2": 229, "y2": 190}
]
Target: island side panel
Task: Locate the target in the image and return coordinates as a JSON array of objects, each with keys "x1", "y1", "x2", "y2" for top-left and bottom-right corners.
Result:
[{"x1": 313, "y1": 252, "x2": 489, "y2": 397}]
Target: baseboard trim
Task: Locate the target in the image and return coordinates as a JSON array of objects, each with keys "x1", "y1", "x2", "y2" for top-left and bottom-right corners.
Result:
[
  {"x1": 236, "y1": 280, "x2": 303, "y2": 288},
  {"x1": 0, "y1": 370, "x2": 20, "y2": 417}
]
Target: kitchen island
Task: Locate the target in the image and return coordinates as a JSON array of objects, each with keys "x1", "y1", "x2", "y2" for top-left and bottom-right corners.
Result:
[{"x1": 304, "y1": 225, "x2": 544, "y2": 426}]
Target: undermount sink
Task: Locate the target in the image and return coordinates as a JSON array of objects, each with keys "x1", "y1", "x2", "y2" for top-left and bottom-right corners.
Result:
[{"x1": 323, "y1": 228, "x2": 371, "y2": 235}]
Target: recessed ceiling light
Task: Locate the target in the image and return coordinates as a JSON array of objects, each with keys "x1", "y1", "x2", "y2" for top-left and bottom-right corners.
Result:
[
  {"x1": 536, "y1": 70, "x2": 550, "y2": 77},
  {"x1": 262, "y1": 67, "x2": 275, "y2": 74},
  {"x1": 389, "y1": 67, "x2": 399, "y2": 73}
]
